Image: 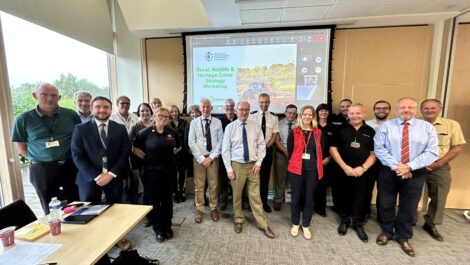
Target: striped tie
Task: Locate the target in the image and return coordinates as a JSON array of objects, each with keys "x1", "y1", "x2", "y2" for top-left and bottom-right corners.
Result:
[{"x1": 401, "y1": 121, "x2": 409, "y2": 163}]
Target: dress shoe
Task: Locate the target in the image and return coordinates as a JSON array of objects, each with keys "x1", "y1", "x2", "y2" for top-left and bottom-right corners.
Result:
[
  {"x1": 316, "y1": 210, "x2": 326, "y2": 217},
  {"x1": 464, "y1": 210, "x2": 470, "y2": 220},
  {"x1": 173, "y1": 194, "x2": 181, "y2": 203},
  {"x1": 165, "y1": 229, "x2": 174, "y2": 240},
  {"x1": 353, "y1": 226, "x2": 368, "y2": 242},
  {"x1": 273, "y1": 202, "x2": 281, "y2": 211},
  {"x1": 263, "y1": 204, "x2": 272, "y2": 213},
  {"x1": 156, "y1": 233, "x2": 165, "y2": 243},
  {"x1": 142, "y1": 216, "x2": 150, "y2": 227},
  {"x1": 376, "y1": 233, "x2": 389, "y2": 246},
  {"x1": 290, "y1": 225, "x2": 300, "y2": 237},
  {"x1": 398, "y1": 240, "x2": 415, "y2": 257},
  {"x1": 179, "y1": 192, "x2": 186, "y2": 202},
  {"x1": 116, "y1": 238, "x2": 132, "y2": 250},
  {"x1": 195, "y1": 210, "x2": 203, "y2": 223},
  {"x1": 211, "y1": 209, "x2": 220, "y2": 222},
  {"x1": 302, "y1": 226, "x2": 312, "y2": 240},
  {"x1": 234, "y1": 223, "x2": 242, "y2": 233},
  {"x1": 422, "y1": 223, "x2": 444, "y2": 241},
  {"x1": 337, "y1": 223, "x2": 349, "y2": 235},
  {"x1": 261, "y1": 226, "x2": 275, "y2": 239}
]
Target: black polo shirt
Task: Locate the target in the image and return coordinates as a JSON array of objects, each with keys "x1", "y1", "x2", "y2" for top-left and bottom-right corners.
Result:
[
  {"x1": 133, "y1": 125, "x2": 181, "y2": 168},
  {"x1": 220, "y1": 114, "x2": 237, "y2": 131},
  {"x1": 330, "y1": 122, "x2": 375, "y2": 167}
]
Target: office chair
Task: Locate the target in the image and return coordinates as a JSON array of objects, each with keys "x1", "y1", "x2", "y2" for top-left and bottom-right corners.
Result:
[{"x1": 0, "y1": 199, "x2": 37, "y2": 230}]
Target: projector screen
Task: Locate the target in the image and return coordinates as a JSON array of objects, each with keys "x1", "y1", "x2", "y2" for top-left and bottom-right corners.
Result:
[{"x1": 183, "y1": 27, "x2": 334, "y2": 114}]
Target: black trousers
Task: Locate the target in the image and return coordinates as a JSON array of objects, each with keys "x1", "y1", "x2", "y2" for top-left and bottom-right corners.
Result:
[
  {"x1": 378, "y1": 166, "x2": 426, "y2": 242},
  {"x1": 78, "y1": 179, "x2": 123, "y2": 204},
  {"x1": 289, "y1": 170, "x2": 318, "y2": 227},
  {"x1": 29, "y1": 159, "x2": 79, "y2": 214},
  {"x1": 314, "y1": 163, "x2": 333, "y2": 215},
  {"x1": 218, "y1": 156, "x2": 230, "y2": 200},
  {"x1": 260, "y1": 147, "x2": 273, "y2": 206},
  {"x1": 364, "y1": 162, "x2": 382, "y2": 221},
  {"x1": 173, "y1": 154, "x2": 187, "y2": 193},
  {"x1": 143, "y1": 166, "x2": 174, "y2": 234},
  {"x1": 330, "y1": 162, "x2": 342, "y2": 212},
  {"x1": 337, "y1": 171, "x2": 368, "y2": 227}
]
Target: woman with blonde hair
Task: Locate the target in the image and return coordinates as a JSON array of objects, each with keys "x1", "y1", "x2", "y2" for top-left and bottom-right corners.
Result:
[{"x1": 287, "y1": 105, "x2": 324, "y2": 240}]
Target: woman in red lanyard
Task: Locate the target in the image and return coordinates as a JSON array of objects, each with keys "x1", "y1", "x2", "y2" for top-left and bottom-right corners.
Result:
[{"x1": 287, "y1": 105, "x2": 324, "y2": 240}]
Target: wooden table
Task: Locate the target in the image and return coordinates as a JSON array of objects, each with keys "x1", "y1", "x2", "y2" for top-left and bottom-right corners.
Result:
[{"x1": 1, "y1": 203, "x2": 152, "y2": 265}]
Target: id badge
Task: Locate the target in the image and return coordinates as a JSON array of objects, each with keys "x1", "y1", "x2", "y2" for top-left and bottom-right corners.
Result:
[
  {"x1": 102, "y1": 156, "x2": 108, "y2": 173},
  {"x1": 302, "y1": 153, "x2": 311, "y2": 160},
  {"x1": 350, "y1": 141, "x2": 360, "y2": 148},
  {"x1": 45, "y1": 140, "x2": 60, "y2": 148}
]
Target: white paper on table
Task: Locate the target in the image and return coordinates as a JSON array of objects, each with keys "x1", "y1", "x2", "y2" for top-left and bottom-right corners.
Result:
[{"x1": 0, "y1": 241, "x2": 62, "y2": 265}]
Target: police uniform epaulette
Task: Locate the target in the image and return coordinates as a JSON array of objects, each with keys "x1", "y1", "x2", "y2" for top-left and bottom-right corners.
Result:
[
  {"x1": 270, "y1": 111, "x2": 276, "y2": 115},
  {"x1": 250, "y1": 110, "x2": 258, "y2": 114}
]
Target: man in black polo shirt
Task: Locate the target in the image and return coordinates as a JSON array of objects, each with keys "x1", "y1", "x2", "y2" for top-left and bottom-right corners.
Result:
[
  {"x1": 330, "y1": 103, "x2": 376, "y2": 242},
  {"x1": 11, "y1": 83, "x2": 81, "y2": 214}
]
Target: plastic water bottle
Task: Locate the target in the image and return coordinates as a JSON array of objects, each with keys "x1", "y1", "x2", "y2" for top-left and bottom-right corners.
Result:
[{"x1": 48, "y1": 197, "x2": 62, "y2": 221}]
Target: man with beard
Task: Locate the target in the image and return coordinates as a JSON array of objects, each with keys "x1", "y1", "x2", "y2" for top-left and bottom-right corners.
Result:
[{"x1": 71, "y1": 96, "x2": 132, "y2": 250}]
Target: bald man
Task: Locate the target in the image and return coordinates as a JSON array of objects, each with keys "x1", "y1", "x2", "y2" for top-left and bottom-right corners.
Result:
[{"x1": 11, "y1": 83, "x2": 81, "y2": 214}]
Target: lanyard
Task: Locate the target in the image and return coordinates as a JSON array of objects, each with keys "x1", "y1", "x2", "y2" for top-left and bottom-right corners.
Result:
[
  {"x1": 40, "y1": 115, "x2": 58, "y2": 141},
  {"x1": 302, "y1": 130, "x2": 314, "y2": 153}
]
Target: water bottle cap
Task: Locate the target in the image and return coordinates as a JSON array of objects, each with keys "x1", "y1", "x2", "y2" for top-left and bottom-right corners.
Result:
[{"x1": 51, "y1": 197, "x2": 57, "y2": 201}]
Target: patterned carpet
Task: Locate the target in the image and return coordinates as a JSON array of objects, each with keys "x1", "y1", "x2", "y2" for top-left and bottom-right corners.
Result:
[{"x1": 108, "y1": 195, "x2": 470, "y2": 265}]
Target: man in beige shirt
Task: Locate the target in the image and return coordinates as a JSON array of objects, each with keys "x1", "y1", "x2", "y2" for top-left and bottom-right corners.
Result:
[{"x1": 420, "y1": 99, "x2": 466, "y2": 241}]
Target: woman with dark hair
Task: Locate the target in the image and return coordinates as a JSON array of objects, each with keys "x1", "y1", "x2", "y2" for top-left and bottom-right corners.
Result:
[
  {"x1": 130, "y1": 103, "x2": 154, "y2": 225},
  {"x1": 169, "y1": 105, "x2": 188, "y2": 203},
  {"x1": 314, "y1": 103, "x2": 334, "y2": 217},
  {"x1": 133, "y1": 107, "x2": 181, "y2": 242},
  {"x1": 287, "y1": 105, "x2": 324, "y2": 240}
]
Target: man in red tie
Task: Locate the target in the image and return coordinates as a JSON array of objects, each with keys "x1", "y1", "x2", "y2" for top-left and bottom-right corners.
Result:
[{"x1": 374, "y1": 97, "x2": 439, "y2": 257}]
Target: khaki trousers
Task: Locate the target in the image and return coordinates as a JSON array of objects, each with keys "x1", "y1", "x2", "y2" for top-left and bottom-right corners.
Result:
[
  {"x1": 425, "y1": 163, "x2": 452, "y2": 225},
  {"x1": 231, "y1": 161, "x2": 268, "y2": 229},
  {"x1": 194, "y1": 158, "x2": 219, "y2": 211}
]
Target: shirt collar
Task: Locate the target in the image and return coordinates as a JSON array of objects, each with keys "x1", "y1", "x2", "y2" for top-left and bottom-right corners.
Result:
[
  {"x1": 433, "y1": 116, "x2": 443, "y2": 125},
  {"x1": 396, "y1": 116, "x2": 416, "y2": 125},
  {"x1": 35, "y1": 105, "x2": 60, "y2": 117},
  {"x1": 94, "y1": 118, "x2": 109, "y2": 127}
]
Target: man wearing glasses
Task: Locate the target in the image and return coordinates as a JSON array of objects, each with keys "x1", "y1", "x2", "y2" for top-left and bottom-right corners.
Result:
[
  {"x1": 11, "y1": 83, "x2": 81, "y2": 214},
  {"x1": 218, "y1": 98, "x2": 237, "y2": 210},
  {"x1": 222, "y1": 101, "x2": 275, "y2": 238},
  {"x1": 110, "y1": 95, "x2": 139, "y2": 134}
]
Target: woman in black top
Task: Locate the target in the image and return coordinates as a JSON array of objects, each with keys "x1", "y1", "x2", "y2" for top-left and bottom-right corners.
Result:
[
  {"x1": 314, "y1": 103, "x2": 334, "y2": 217},
  {"x1": 133, "y1": 107, "x2": 182, "y2": 243},
  {"x1": 169, "y1": 105, "x2": 188, "y2": 203}
]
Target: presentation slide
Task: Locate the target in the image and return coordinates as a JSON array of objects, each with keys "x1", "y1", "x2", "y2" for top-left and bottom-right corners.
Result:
[{"x1": 184, "y1": 28, "x2": 332, "y2": 114}]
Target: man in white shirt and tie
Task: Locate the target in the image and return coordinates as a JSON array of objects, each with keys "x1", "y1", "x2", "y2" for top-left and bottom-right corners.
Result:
[{"x1": 188, "y1": 98, "x2": 224, "y2": 223}]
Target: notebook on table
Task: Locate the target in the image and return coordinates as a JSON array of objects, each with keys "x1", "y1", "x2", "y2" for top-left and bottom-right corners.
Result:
[{"x1": 63, "y1": 204, "x2": 112, "y2": 224}]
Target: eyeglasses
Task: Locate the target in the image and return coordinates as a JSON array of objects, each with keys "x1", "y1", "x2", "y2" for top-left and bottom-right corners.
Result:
[
  {"x1": 225, "y1": 105, "x2": 235, "y2": 109},
  {"x1": 119, "y1": 102, "x2": 130, "y2": 105},
  {"x1": 237, "y1": 108, "x2": 250, "y2": 113},
  {"x1": 157, "y1": 114, "x2": 170, "y2": 119}
]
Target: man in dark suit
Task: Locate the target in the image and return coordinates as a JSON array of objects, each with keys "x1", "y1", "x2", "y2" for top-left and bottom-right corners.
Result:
[{"x1": 71, "y1": 96, "x2": 130, "y2": 204}]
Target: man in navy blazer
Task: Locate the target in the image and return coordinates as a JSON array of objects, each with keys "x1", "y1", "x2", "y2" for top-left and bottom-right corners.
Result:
[{"x1": 71, "y1": 96, "x2": 130, "y2": 203}]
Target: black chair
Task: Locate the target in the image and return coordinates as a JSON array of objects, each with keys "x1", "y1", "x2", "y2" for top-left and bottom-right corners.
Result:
[{"x1": 0, "y1": 199, "x2": 37, "y2": 230}]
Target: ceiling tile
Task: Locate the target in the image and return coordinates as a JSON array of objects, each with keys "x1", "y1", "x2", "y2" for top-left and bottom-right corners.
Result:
[
  {"x1": 282, "y1": 6, "x2": 331, "y2": 22},
  {"x1": 237, "y1": 0, "x2": 285, "y2": 10},
  {"x1": 375, "y1": 0, "x2": 470, "y2": 16},
  {"x1": 285, "y1": 0, "x2": 334, "y2": 7},
  {"x1": 240, "y1": 8, "x2": 283, "y2": 24},
  {"x1": 325, "y1": 3, "x2": 384, "y2": 19}
]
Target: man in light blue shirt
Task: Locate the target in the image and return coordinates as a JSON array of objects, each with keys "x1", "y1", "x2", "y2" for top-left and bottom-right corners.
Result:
[
  {"x1": 188, "y1": 98, "x2": 223, "y2": 223},
  {"x1": 374, "y1": 97, "x2": 438, "y2": 257},
  {"x1": 222, "y1": 101, "x2": 275, "y2": 238}
]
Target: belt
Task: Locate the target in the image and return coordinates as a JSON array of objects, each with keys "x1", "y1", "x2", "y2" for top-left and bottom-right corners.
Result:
[{"x1": 31, "y1": 160, "x2": 67, "y2": 165}]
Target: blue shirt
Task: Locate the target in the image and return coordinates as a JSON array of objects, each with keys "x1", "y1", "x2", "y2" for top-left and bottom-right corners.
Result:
[
  {"x1": 374, "y1": 117, "x2": 439, "y2": 170},
  {"x1": 222, "y1": 119, "x2": 266, "y2": 172},
  {"x1": 188, "y1": 115, "x2": 224, "y2": 163}
]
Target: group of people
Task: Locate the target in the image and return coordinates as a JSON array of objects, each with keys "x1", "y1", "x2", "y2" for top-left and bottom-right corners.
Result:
[{"x1": 11, "y1": 83, "x2": 466, "y2": 258}]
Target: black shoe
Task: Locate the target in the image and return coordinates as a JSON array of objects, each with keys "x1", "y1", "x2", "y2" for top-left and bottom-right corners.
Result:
[
  {"x1": 156, "y1": 233, "x2": 165, "y2": 243},
  {"x1": 354, "y1": 226, "x2": 368, "y2": 242},
  {"x1": 173, "y1": 194, "x2": 181, "y2": 203},
  {"x1": 263, "y1": 204, "x2": 272, "y2": 213},
  {"x1": 422, "y1": 223, "x2": 444, "y2": 241},
  {"x1": 338, "y1": 223, "x2": 349, "y2": 235},
  {"x1": 273, "y1": 202, "x2": 281, "y2": 211},
  {"x1": 165, "y1": 229, "x2": 174, "y2": 240},
  {"x1": 219, "y1": 196, "x2": 228, "y2": 210},
  {"x1": 179, "y1": 192, "x2": 186, "y2": 202}
]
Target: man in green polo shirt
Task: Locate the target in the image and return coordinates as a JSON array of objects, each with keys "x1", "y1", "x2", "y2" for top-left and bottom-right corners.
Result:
[{"x1": 11, "y1": 83, "x2": 81, "y2": 214}]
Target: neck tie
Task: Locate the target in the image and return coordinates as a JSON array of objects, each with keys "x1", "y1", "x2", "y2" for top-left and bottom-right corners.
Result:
[
  {"x1": 242, "y1": 123, "x2": 249, "y2": 162},
  {"x1": 261, "y1": 112, "x2": 266, "y2": 138},
  {"x1": 288, "y1": 122, "x2": 293, "y2": 131},
  {"x1": 401, "y1": 121, "x2": 409, "y2": 164},
  {"x1": 100, "y1": 123, "x2": 107, "y2": 149},
  {"x1": 205, "y1": 119, "x2": 212, "y2": 152}
]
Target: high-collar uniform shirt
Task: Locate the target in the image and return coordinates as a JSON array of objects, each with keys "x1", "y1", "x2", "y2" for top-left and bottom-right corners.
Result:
[
  {"x1": 222, "y1": 119, "x2": 266, "y2": 173},
  {"x1": 188, "y1": 115, "x2": 224, "y2": 163},
  {"x1": 110, "y1": 112, "x2": 139, "y2": 135},
  {"x1": 428, "y1": 116, "x2": 466, "y2": 158},
  {"x1": 366, "y1": 118, "x2": 389, "y2": 132},
  {"x1": 250, "y1": 110, "x2": 279, "y2": 144},
  {"x1": 278, "y1": 118, "x2": 297, "y2": 148},
  {"x1": 374, "y1": 117, "x2": 439, "y2": 170}
]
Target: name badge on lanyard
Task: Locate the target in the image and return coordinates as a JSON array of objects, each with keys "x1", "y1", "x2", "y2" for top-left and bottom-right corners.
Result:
[
  {"x1": 45, "y1": 140, "x2": 60, "y2": 148},
  {"x1": 350, "y1": 140, "x2": 360, "y2": 149},
  {"x1": 302, "y1": 130, "x2": 314, "y2": 160}
]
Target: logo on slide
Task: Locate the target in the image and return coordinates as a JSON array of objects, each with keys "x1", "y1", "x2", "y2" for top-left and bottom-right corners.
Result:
[{"x1": 204, "y1": 52, "x2": 213, "y2": 61}]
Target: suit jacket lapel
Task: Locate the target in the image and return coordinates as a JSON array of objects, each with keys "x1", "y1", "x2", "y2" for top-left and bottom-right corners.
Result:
[{"x1": 91, "y1": 119, "x2": 106, "y2": 150}]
